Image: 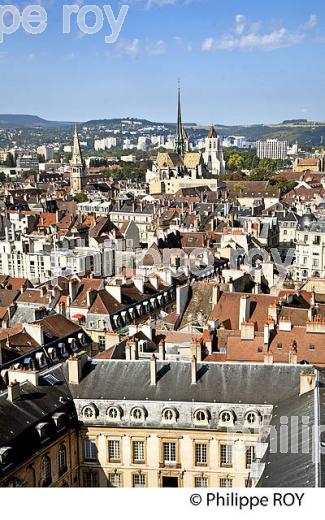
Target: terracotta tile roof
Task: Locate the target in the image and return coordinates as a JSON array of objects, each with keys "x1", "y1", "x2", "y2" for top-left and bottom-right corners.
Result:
[
  {"x1": 71, "y1": 278, "x2": 104, "y2": 307},
  {"x1": 37, "y1": 314, "x2": 82, "y2": 338},
  {"x1": 209, "y1": 292, "x2": 279, "y2": 331},
  {"x1": 162, "y1": 331, "x2": 202, "y2": 344},
  {"x1": 89, "y1": 290, "x2": 126, "y2": 315},
  {"x1": 226, "y1": 326, "x2": 325, "y2": 366}
]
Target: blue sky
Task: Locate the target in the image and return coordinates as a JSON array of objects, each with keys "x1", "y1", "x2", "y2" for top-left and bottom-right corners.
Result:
[{"x1": 0, "y1": 0, "x2": 325, "y2": 124}]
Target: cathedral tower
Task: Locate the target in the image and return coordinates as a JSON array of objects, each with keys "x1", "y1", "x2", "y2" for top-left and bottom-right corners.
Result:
[
  {"x1": 203, "y1": 126, "x2": 225, "y2": 177},
  {"x1": 175, "y1": 86, "x2": 188, "y2": 157},
  {"x1": 70, "y1": 126, "x2": 85, "y2": 194}
]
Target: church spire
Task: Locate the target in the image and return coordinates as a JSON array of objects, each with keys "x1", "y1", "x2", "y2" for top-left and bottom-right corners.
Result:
[
  {"x1": 72, "y1": 125, "x2": 83, "y2": 166},
  {"x1": 175, "y1": 83, "x2": 185, "y2": 157}
]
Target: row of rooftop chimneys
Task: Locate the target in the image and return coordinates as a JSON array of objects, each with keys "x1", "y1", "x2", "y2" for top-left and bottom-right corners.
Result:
[
  {"x1": 239, "y1": 293, "x2": 325, "y2": 342},
  {"x1": 5, "y1": 350, "x2": 317, "y2": 403}
]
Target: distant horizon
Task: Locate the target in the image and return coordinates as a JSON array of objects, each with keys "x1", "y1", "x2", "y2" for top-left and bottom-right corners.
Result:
[{"x1": 1, "y1": 113, "x2": 324, "y2": 128}]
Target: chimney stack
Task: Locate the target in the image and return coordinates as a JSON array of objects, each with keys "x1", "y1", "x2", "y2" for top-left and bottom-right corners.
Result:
[
  {"x1": 7, "y1": 380, "x2": 20, "y2": 402},
  {"x1": 191, "y1": 355, "x2": 197, "y2": 385},
  {"x1": 239, "y1": 295, "x2": 250, "y2": 330},
  {"x1": 264, "y1": 352, "x2": 273, "y2": 365},
  {"x1": 131, "y1": 341, "x2": 139, "y2": 360},
  {"x1": 264, "y1": 323, "x2": 270, "y2": 346},
  {"x1": 150, "y1": 355, "x2": 157, "y2": 386},
  {"x1": 68, "y1": 351, "x2": 88, "y2": 384},
  {"x1": 125, "y1": 340, "x2": 132, "y2": 361},
  {"x1": 300, "y1": 370, "x2": 316, "y2": 396},
  {"x1": 159, "y1": 340, "x2": 165, "y2": 361}
]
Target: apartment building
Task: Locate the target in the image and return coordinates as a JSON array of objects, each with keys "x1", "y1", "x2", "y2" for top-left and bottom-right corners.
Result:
[
  {"x1": 294, "y1": 214, "x2": 325, "y2": 281},
  {"x1": 256, "y1": 139, "x2": 288, "y2": 160}
]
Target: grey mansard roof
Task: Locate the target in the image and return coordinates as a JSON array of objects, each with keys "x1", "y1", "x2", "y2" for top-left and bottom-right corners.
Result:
[{"x1": 61, "y1": 360, "x2": 304, "y2": 405}]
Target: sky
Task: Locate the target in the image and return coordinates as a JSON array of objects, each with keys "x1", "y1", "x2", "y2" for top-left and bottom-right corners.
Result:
[{"x1": 0, "y1": 0, "x2": 325, "y2": 124}]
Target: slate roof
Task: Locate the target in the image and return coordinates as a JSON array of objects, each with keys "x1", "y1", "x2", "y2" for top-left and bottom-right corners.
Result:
[
  {"x1": 256, "y1": 390, "x2": 315, "y2": 487},
  {"x1": 64, "y1": 361, "x2": 303, "y2": 405}
]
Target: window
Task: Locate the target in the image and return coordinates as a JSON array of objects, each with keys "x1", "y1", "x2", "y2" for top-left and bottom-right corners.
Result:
[
  {"x1": 83, "y1": 471, "x2": 98, "y2": 487},
  {"x1": 195, "y1": 477, "x2": 208, "y2": 488},
  {"x1": 83, "y1": 406, "x2": 95, "y2": 419},
  {"x1": 219, "y1": 411, "x2": 234, "y2": 424},
  {"x1": 246, "y1": 446, "x2": 255, "y2": 468},
  {"x1": 98, "y1": 335, "x2": 106, "y2": 352},
  {"x1": 220, "y1": 445, "x2": 232, "y2": 467},
  {"x1": 84, "y1": 439, "x2": 97, "y2": 460},
  {"x1": 195, "y1": 443, "x2": 207, "y2": 465},
  {"x1": 108, "y1": 440, "x2": 120, "y2": 462},
  {"x1": 162, "y1": 408, "x2": 176, "y2": 423},
  {"x1": 220, "y1": 478, "x2": 233, "y2": 488},
  {"x1": 108, "y1": 473, "x2": 121, "y2": 488},
  {"x1": 163, "y1": 442, "x2": 176, "y2": 464},
  {"x1": 133, "y1": 441, "x2": 145, "y2": 463},
  {"x1": 193, "y1": 409, "x2": 209, "y2": 423},
  {"x1": 107, "y1": 407, "x2": 121, "y2": 421},
  {"x1": 131, "y1": 407, "x2": 145, "y2": 422},
  {"x1": 41, "y1": 455, "x2": 52, "y2": 487},
  {"x1": 133, "y1": 473, "x2": 146, "y2": 488},
  {"x1": 309, "y1": 344, "x2": 316, "y2": 351},
  {"x1": 57, "y1": 444, "x2": 67, "y2": 477},
  {"x1": 245, "y1": 411, "x2": 259, "y2": 426}
]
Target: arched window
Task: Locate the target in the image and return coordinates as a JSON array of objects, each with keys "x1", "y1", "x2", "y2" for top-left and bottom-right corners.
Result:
[
  {"x1": 41, "y1": 455, "x2": 52, "y2": 487},
  {"x1": 131, "y1": 407, "x2": 146, "y2": 422},
  {"x1": 245, "y1": 411, "x2": 260, "y2": 427},
  {"x1": 57, "y1": 444, "x2": 67, "y2": 477},
  {"x1": 82, "y1": 404, "x2": 97, "y2": 420},
  {"x1": 106, "y1": 406, "x2": 122, "y2": 421},
  {"x1": 161, "y1": 408, "x2": 177, "y2": 423},
  {"x1": 219, "y1": 410, "x2": 236, "y2": 425},
  {"x1": 193, "y1": 409, "x2": 210, "y2": 424}
]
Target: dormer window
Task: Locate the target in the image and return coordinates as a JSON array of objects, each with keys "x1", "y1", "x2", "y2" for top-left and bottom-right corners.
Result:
[
  {"x1": 245, "y1": 411, "x2": 261, "y2": 427},
  {"x1": 52, "y1": 412, "x2": 66, "y2": 429},
  {"x1": 161, "y1": 408, "x2": 177, "y2": 424},
  {"x1": 68, "y1": 337, "x2": 78, "y2": 353},
  {"x1": 219, "y1": 410, "x2": 236, "y2": 426},
  {"x1": 0, "y1": 447, "x2": 12, "y2": 466},
  {"x1": 58, "y1": 342, "x2": 68, "y2": 358},
  {"x1": 193, "y1": 409, "x2": 210, "y2": 425},
  {"x1": 106, "y1": 406, "x2": 122, "y2": 421},
  {"x1": 36, "y1": 422, "x2": 50, "y2": 442},
  {"x1": 131, "y1": 407, "x2": 146, "y2": 422},
  {"x1": 47, "y1": 347, "x2": 58, "y2": 361},
  {"x1": 36, "y1": 352, "x2": 46, "y2": 368},
  {"x1": 82, "y1": 405, "x2": 97, "y2": 420},
  {"x1": 78, "y1": 332, "x2": 87, "y2": 346}
]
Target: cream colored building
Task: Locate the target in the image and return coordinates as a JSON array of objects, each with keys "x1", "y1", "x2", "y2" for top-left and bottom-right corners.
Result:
[{"x1": 1, "y1": 353, "x2": 320, "y2": 488}]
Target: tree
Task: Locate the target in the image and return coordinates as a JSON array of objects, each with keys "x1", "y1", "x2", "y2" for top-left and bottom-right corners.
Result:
[
  {"x1": 227, "y1": 153, "x2": 245, "y2": 171},
  {"x1": 73, "y1": 193, "x2": 88, "y2": 203},
  {"x1": 4, "y1": 153, "x2": 15, "y2": 167}
]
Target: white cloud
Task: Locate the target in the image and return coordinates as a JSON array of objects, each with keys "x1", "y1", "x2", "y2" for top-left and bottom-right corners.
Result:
[
  {"x1": 303, "y1": 14, "x2": 317, "y2": 30},
  {"x1": 174, "y1": 35, "x2": 193, "y2": 52},
  {"x1": 202, "y1": 14, "x2": 318, "y2": 52},
  {"x1": 117, "y1": 38, "x2": 141, "y2": 56},
  {"x1": 234, "y1": 14, "x2": 246, "y2": 35},
  {"x1": 201, "y1": 37, "x2": 215, "y2": 51},
  {"x1": 116, "y1": 38, "x2": 166, "y2": 57},
  {"x1": 146, "y1": 39, "x2": 166, "y2": 55}
]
